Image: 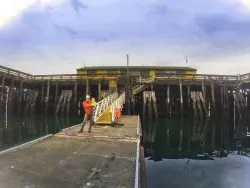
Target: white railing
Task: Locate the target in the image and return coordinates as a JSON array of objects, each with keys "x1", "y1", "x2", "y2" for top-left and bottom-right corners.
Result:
[
  {"x1": 110, "y1": 92, "x2": 125, "y2": 122},
  {"x1": 93, "y1": 76, "x2": 154, "y2": 123},
  {"x1": 93, "y1": 92, "x2": 119, "y2": 122}
]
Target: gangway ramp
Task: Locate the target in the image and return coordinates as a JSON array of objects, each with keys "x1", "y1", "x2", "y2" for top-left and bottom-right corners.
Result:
[{"x1": 94, "y1": 77, "x2": 154, "y2": 125}]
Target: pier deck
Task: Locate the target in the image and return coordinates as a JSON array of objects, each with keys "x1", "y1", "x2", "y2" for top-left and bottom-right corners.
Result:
[{"x1": 0, "y1": 116, "x2": 139, "y2": 188}]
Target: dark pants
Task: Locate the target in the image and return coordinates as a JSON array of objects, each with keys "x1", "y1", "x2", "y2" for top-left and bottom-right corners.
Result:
[{"x1": 79, "y1": 113, "x2": 94, "y2": 132}]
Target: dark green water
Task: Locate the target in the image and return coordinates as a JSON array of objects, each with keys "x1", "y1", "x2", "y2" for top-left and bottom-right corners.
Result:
[
  {"x1": 0, "y1": 114, "x2": 82, "y2": 151},
  {"x1": 143, "y1": 117, "x2": 250, "y2": 188}
]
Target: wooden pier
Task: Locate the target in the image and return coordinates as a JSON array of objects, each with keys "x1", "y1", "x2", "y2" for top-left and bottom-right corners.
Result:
[{"x1": 0, "y1": 116, "x2": 145, "y2": 188}]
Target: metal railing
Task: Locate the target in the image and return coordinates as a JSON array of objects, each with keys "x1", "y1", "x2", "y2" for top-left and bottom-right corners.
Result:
[
  {"x1": 134, "y1": 115, "x2": 142, "y2": 188},
  {"x1": 133, "y1": 77, "x2": 155, "y2": 95},
  {"x1": 93, "y1": 92, "x2": 119, "y2": 122},
  {"x1": 1, "y1": 64, "x2": 250, "y2": 82},
  {"x1": 0, "y1": 65, "x2": 34, "y2": 80}
]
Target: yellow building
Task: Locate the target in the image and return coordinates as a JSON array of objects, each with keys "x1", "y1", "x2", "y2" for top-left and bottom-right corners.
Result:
[{"x1": 76, "y1": 66, "x2": 197, "y2": 90}]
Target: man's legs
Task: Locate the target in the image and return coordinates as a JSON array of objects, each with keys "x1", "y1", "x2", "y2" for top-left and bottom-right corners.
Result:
[
  {"x1": 88, "y1": 114, "x2": 94, "y2": 133},
  {"x1": 79, "y1": 114, "x2": 88, "y2": 133}
]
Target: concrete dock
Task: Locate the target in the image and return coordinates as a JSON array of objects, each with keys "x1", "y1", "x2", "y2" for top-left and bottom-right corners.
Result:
[{"x1": 0, "y1": 116, "x2": 140, "y2": 188}]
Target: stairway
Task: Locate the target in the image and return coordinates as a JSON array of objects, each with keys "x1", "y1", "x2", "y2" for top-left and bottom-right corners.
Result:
[{"x1": 93, "y1": 76, "x2": 154, "y2": 124}]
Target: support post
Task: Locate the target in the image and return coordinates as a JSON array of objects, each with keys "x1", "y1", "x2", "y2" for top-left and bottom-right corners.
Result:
[
  {"x1": 98, "y1": 80, "x2": 102, "y2": 101},
  {"x1": 86, "y1": 79, "x2": 89, "y2": 96},
  {"x1": 202, "y1": 80, "x2": 206, "y2": 102},
  {"x1": 41, "y1": 82, "x2": 45, "y2": 112},
  {"x1": 0, "y1": 76, "x2": 5, "y2": 103},
  {"x1": 74, "y1": 80, "x2": 77, "y2": 103},
  {"x1": 8, "y1": 79, "x2": 14, "y2": 110},
  {"x1": 166, "y1": 85, "x2": 170, "y2": 115},
  {"x1": 18, "y1": 80, "x2": 24, "y2": 115},
  {"x1": 210, "y1": 81, "x2": 216, "y2": 117},
  {"x1": 179, "y1": 79, "x2": 183, "y2": 116},
  {"x1": 55, "y1": 83, "x2": 58, "y2": 104},
  {"x1": 45, "y1": 80, "x2": 50, "y2": 113}
]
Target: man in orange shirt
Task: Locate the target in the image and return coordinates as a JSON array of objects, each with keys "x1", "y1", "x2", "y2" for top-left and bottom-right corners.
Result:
[{"x1": 79, "y1": 95, "x2": 94, "y2": 133}]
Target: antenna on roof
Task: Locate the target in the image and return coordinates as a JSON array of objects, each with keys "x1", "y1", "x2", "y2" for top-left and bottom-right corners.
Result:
[
  {"x1": 83, "y1": 61, "x2": 87, "y2": 68},
  {"x1": 186, "y1": 56, "x2": 188, "y2": 64}
]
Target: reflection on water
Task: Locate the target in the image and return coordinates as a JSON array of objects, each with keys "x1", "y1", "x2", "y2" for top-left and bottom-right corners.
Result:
[
  {"x1": 143, "y1": 117, "x2": 250, "y2": 188},
  {"x1": 0, "y1": 114, "x2": 82, "y2": 151}
]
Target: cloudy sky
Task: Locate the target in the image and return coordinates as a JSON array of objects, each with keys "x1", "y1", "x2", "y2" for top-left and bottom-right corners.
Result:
[{"x1": 0, "y1": 0, "x2": 250, "y2": 75}]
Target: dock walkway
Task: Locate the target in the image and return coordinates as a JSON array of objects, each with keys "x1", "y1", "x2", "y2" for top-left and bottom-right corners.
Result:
[{"x1": 0, "y1": 116, "x2": 140, "y2": 188}]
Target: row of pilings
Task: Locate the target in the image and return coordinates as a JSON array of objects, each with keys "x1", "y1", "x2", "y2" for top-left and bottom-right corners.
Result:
[
  {"x1": 0, "y1": 76, "x2": 113, "y2": 117},
  {"x1": 138, "y1": 80, "x2": 250, "y2": 144}
]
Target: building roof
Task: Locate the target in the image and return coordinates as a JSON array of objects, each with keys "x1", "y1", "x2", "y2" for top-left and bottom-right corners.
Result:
[{"x1": 77, "y1": 66, "x2": 197, "y2": 71}]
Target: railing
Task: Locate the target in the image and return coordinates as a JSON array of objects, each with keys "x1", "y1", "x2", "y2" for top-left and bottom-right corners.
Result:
[
  {"x1": 32, "y1": 73, "x2": 240, "y2": 81},
  {"x1": 1, "y1": 64, "x2": 250, "y2": 82},
  {"x1": 0, "y1": 65, "x2": 34, "y2": 80},
  {"x1": 134, "y1": 115, "x2": 142, "y2": 188},
  {"x1": 133, "y1": 76, "x2": 155, "y2": 95},
  {"x1": 93, "y1": 92, "x2": 119, "y2": 122}
]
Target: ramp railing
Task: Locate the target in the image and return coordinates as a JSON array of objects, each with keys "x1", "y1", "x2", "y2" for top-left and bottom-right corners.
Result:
[
  {"x1": 93, "y1": 92, "x2": 118, "y2": 122},
  {"x1": 93, "y1": 76, "x2": 154, "y2": 123}
]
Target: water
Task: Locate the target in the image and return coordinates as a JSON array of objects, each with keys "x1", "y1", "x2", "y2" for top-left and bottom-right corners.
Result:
[
  {"x1": 143, "y1": 117, "x2": 250, "y2": 188},
  {"x1": 0, "y1": 114, "x2": 82, "y2": 151}
]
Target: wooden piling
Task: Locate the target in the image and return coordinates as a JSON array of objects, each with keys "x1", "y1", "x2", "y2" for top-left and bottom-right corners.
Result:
[
  {"x1": 30, "y1": 91, "x2": 38, "y2": 113},
  {"x1": 61, "y1": 91, "x2": 67, "y2": 115},
  {"x1": 41, "y1": 82, "x2": 45, "y2": 111},
  {"x1": 55, "y1": 91, "x2": 64, "y2": 115},
  {"x1": 18, "y1": 80, "x2": 24, "y2": 114},
  {"x1": 98, "y1": 80, "x2": 102, "y2": 101},
  {"x1": 151, "y1": 91, "x2": 158, "y2": 118},
  {"x1": 0, "y1": 76, "x2": 5, "y2": 103},
  {"x1": 55, "y1": 83, "x2": 58, "y2": 104},
  {"x1": 179, "y1": 79, "x2": 183, "y2": 116},
  {"x1": 74, "y1": 80, "x2": 77, "y2": 103},
  {"x1": 45, "y1": 80, "x2": 50, "y2": 113},
  {"x1": 86, "y1": 79, "x2": 89, "y2": 95},
  {"x1": 66, "y1": 91, "x2": 72, "y2": 115},
  {"x1": 166, "y1": 85, "x2": 170, "y2": 115},
  {"x1": 8, "y1": 79, "x2": 14, "y2": 109},
  {"x1": 202, "y1": 80, "x2": 206, "y2": 102},
  {"x1": 210, "y1": 81, "x2": 216, "y2": 118}
]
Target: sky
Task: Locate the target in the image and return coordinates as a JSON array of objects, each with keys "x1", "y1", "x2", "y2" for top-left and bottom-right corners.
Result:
[{"x1": 0, "y1": 0, "x2": 250, "y2": 75}]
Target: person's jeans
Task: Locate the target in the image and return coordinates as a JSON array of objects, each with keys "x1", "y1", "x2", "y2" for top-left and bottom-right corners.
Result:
[{"x1": 79, "y1": 113, "x2": 94, "y2": 131}]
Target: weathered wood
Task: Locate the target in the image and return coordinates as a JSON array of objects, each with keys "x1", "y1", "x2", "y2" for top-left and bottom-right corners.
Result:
[
  {"x1": 191, "y1": 92, "x2": 197, "y2": 118},
  {"x1": 30, "y1": 91, "x2": 38, "y2": 113},
  {"x1": 61, "y1": 91, "x2": 67, "y2": 115},
  {"x1": 98, "y1": 80, "x2": 102, "y2": 101},
  {"x1": 8, "y1": 79, "x2": 14, "y2": 108},
  {"x1": 201, "y1": 80, "x2": 206, "y2": 102},
  {"x1": 166, "y1": 85, "x2": 170, "y2": 115},
  {"x1": 41, "y1": 82, "x2": 45, "y2": 110},
  {"x1": 210, "y1": 81, "x2": 216, "y2": 117},
  {"x1": 18, "y1": 80, "x2": 24, "y2": 114},
  {"x1": 66, "y1": 90, "x2": 73, "y2": 115},
  {"x1": 179, "y1": 79, "x2": 183, "y2": 115},
  {"x1": 0, "y1": 76, "x2": 5, "y2": 103},
  {"x1": 199, "y1": 92, "x2": 209, "y2": 118},
  {"x1": 45, "y1": 80, "x2": 50, "y2": 113},
  {"x1": 74, "y1": 80, "x2": 77, "y2": 103},
  {"x1": 187, "y1": 85, "x2": 191, "y2": 106},
  {"x1": 55, "y1": 91, "x2": 64, "y2": 115},
  {"x1": 151, "y1": 92, "x2": 158, "y2": 118},
  {"x1": 55, "y1": 83, "x2": 58, "y2": 104},
  {"x1": 86, "y1": 79, "x2": 89, "y2": 95}
]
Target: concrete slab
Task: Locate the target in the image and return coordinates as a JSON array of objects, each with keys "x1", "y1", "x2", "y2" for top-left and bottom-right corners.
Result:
[
  {"x1": 0, "y1": 116, "x2": 139, "y2": 188},
  {"x1": 57, "y1": 116, "x2": 139, "y2": 141}
]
